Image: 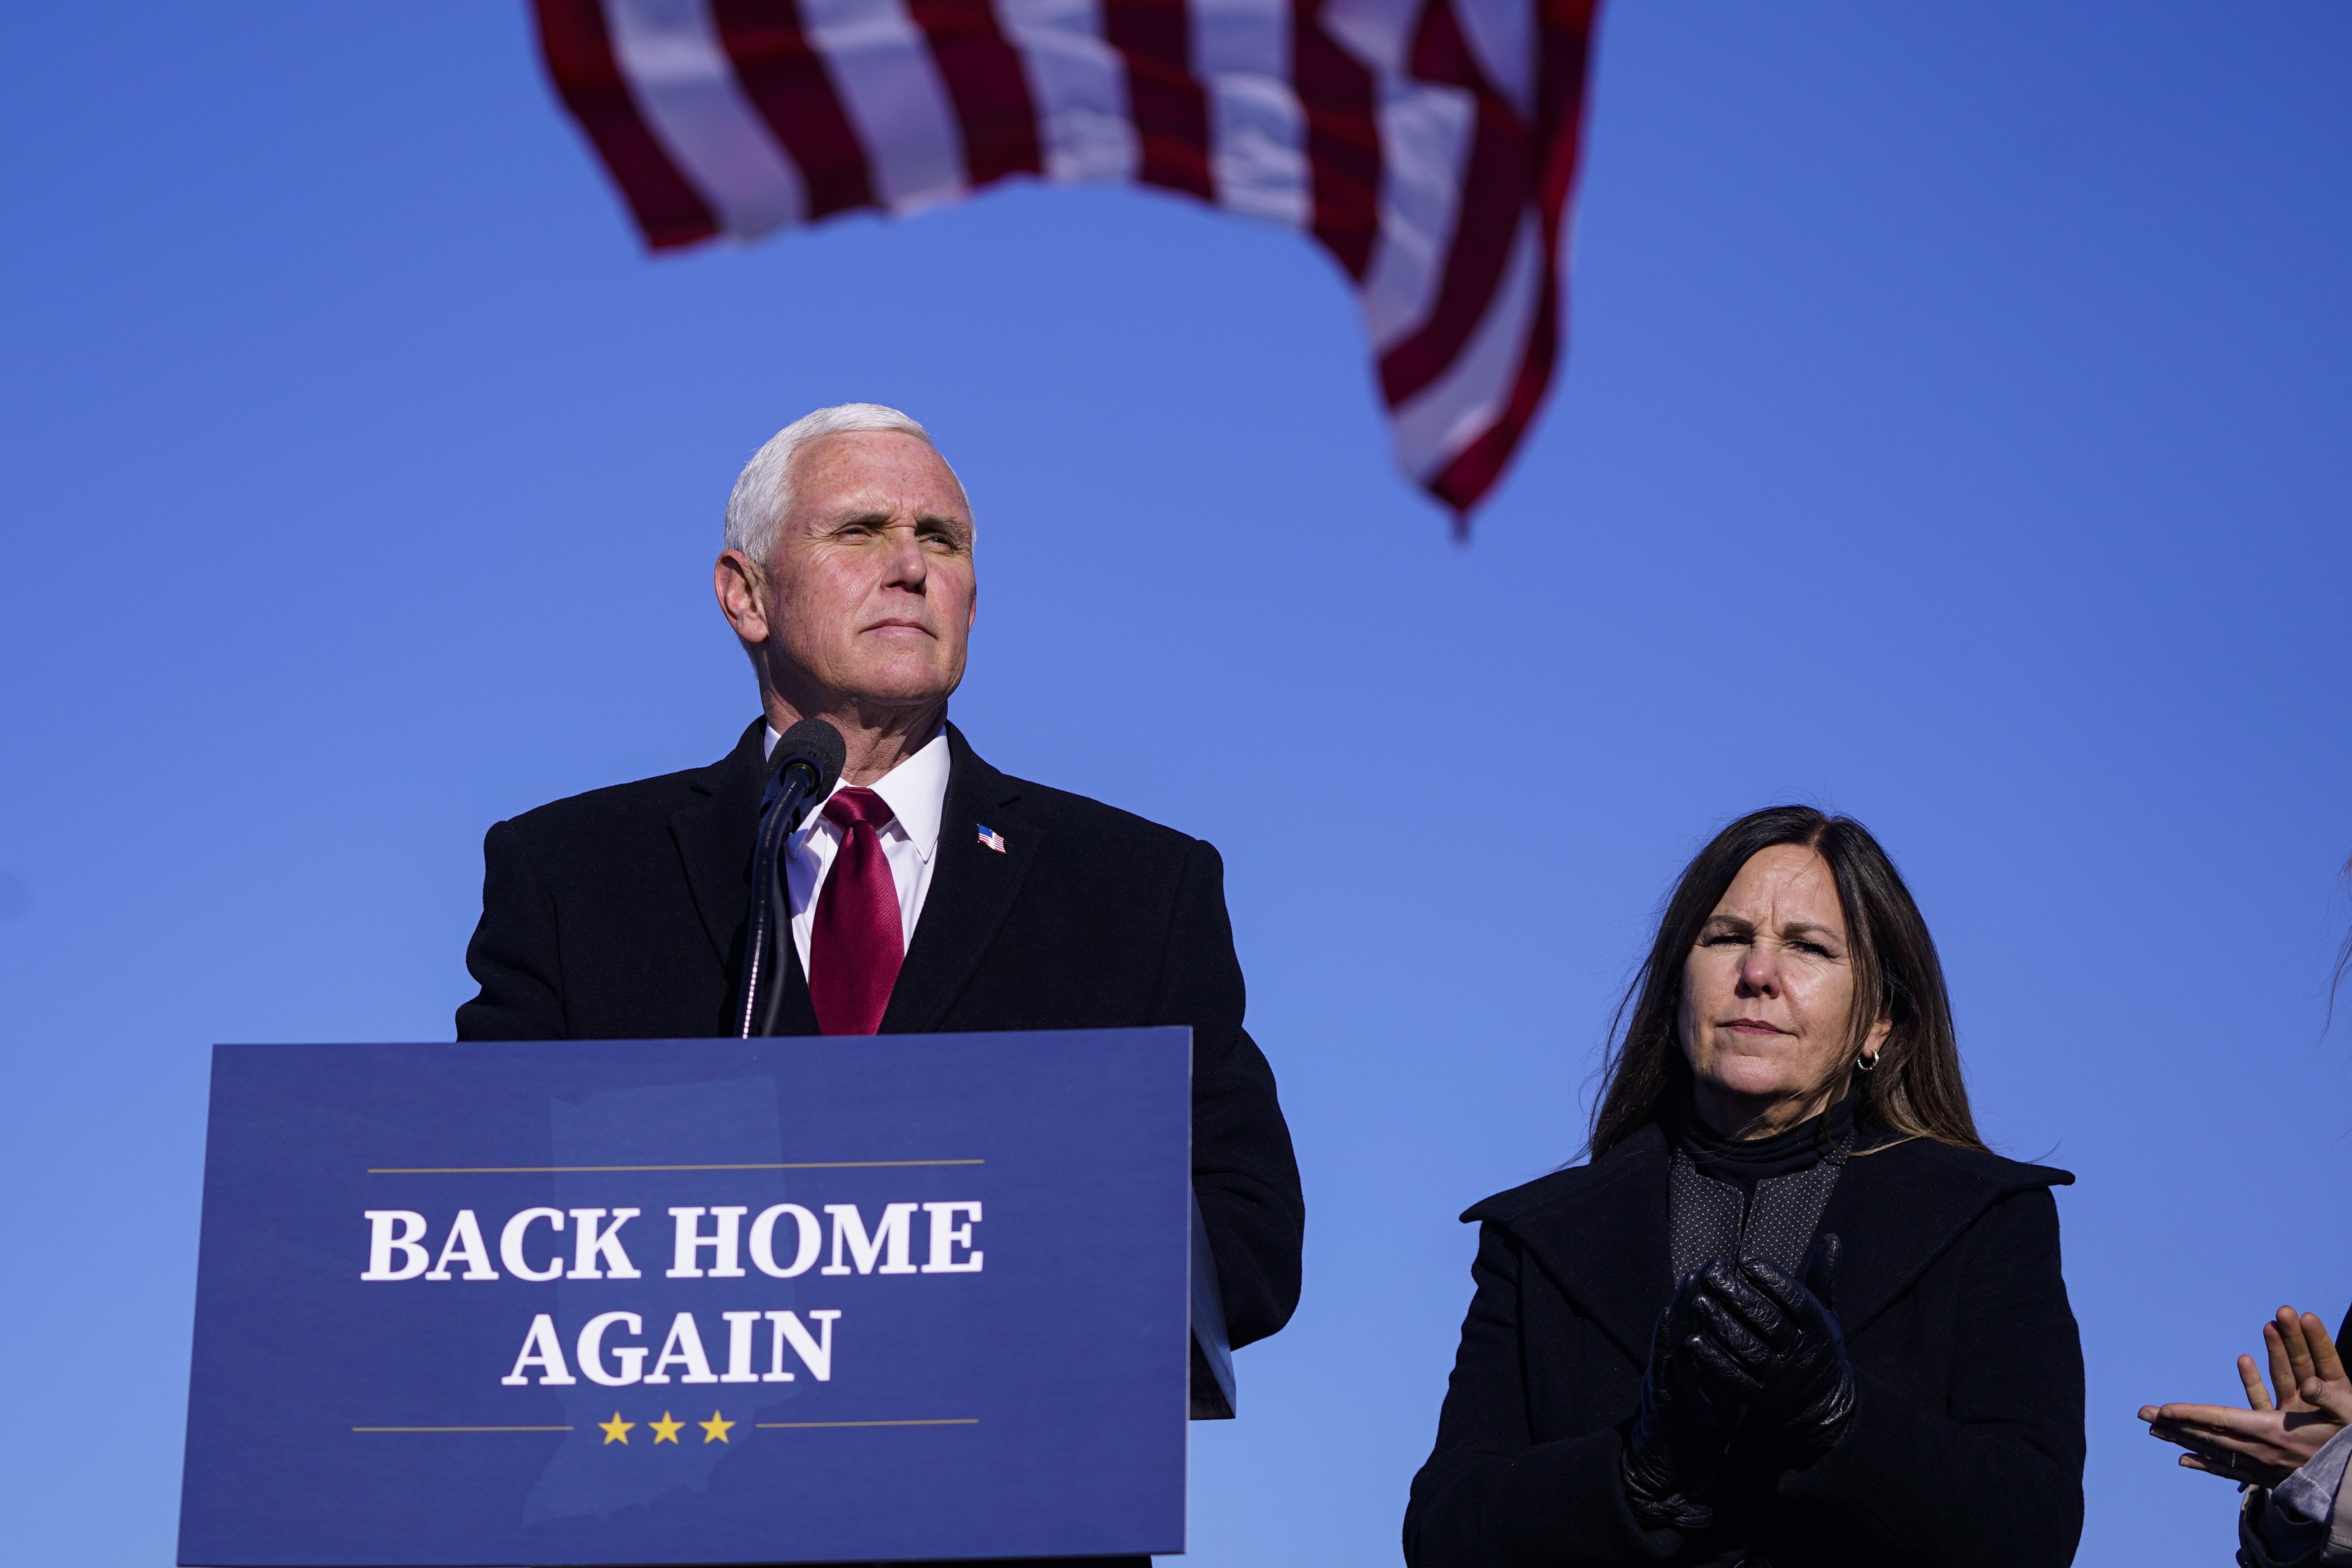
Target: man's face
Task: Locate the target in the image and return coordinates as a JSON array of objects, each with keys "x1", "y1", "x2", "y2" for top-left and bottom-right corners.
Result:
[{"x1": 738, "y1": 430, "x2": 977, "y2": 715}]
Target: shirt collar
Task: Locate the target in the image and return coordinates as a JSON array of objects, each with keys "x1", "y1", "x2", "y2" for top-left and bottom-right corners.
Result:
[{"x1": 764, "y1": 723, "x2": 951, "y2": 864}]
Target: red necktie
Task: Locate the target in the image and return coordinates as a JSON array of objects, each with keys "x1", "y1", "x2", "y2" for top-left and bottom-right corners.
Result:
[{"x1": 809, "y1": 788, "x2": 904, "y2": 1035}]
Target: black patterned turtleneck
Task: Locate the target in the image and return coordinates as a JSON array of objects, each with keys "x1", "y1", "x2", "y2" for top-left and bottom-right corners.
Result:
[{"x1": 1663, "y1": 1085, "x2": 1855, "y2": 1285}]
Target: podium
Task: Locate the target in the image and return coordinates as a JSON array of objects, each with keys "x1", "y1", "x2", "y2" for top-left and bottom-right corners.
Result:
[{"x1": 178, "y1": 1029, "x2": 1212, "y2": 1566}]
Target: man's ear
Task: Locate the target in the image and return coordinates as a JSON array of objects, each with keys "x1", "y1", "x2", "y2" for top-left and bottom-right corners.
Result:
[{"x1": 714, "y1": 550, "x2": 770, "y2": 646}]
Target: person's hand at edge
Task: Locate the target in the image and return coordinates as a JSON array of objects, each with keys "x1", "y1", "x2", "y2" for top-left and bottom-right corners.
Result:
[
  {"x1": 2262, "y1": 1306, "x2": 2352, "y2": 1421},
  {"x1": 2305, "y1": 1374, "x2": 2352, "y2": 1427},
  {"x1": 2140, "y1": 1306, "x2": 2351, "y2": 1486}
]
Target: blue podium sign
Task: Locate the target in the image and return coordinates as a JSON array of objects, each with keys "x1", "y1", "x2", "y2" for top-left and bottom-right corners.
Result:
[{"x1": 178, "y1": 1030, "x2": 1193, "y2": 1566}]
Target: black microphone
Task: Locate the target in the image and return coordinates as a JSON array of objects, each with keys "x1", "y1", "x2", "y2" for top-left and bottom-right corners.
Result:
[
  {"x1": 736, "y1": 719, "x2": 847, "y2": 1038},
  {"x1": 768, "y1": 718, "x2": 847, "y2": 812}
]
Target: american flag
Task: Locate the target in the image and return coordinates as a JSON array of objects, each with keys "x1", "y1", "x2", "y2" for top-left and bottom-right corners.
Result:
[{"x1": 532, "y1": 0, "x2": 1601, "y2": 515}]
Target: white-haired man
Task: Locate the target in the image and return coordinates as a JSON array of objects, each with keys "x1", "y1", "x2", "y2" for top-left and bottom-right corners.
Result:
[{"x1": 458, "y1": 408, "x2": 1304, "y2": 1563}]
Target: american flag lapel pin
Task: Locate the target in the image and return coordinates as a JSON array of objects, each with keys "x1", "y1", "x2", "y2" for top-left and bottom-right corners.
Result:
[{"x1": 977, "y1": 824, "x2": 1007, "y2": 854}]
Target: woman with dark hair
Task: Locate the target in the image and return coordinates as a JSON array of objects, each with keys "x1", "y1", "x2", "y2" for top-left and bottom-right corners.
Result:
[{"x1": 1405, "y1": 806, "x2": 2086, "y2": 1566}]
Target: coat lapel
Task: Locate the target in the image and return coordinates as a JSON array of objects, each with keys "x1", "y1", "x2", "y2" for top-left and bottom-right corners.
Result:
[
  {"x1": 1812, "y1": 1136, "x2": 2070, "y2": 1336},
  {"x1": 667, "y1": 718, "x2": 768, "y2": 972},
  {"x1": 879, "y1": 724, "x2": 1039, "y2": 1035},
  {"x1": 1481, "y1": 1125, "x2": 1677, "y2": 1366}
]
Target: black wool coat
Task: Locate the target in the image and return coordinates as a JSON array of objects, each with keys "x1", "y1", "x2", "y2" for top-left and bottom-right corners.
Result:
[
  {"x1": 1406, "y1": 1123, "x2": 2084, "y2": 1568},
  {"x1": 455, "y1": 719, "x2": 1305, "y2": 1354}
]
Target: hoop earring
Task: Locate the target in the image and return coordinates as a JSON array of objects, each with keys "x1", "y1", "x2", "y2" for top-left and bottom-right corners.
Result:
[{"x1": 1854, "y1": 1052, "x2": 1879, "y2": 1073}]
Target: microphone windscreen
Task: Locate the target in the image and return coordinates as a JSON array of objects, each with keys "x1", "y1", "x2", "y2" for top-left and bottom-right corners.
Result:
[{"x1": 771, "y1": 717, "x2": 847, "y2": 798}]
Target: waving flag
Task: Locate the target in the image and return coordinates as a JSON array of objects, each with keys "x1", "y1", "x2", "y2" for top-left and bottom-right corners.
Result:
[{"x1": 532, "y1": 0, "x2": 1600, "y2": 515}]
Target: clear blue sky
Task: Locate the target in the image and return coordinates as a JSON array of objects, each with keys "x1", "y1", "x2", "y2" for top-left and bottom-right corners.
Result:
[{"x1": 2, "y1": 3, "x2": 2347, "y2": 1563}]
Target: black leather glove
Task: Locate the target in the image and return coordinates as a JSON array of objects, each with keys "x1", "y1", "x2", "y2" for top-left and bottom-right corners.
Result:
[
  {"x1": 1687, "y1": 1236, "x2": 1856, "y2": 1470},
  {"x1": 1622, "y1": 1269, "x2": 1742, "y2": 1530}
]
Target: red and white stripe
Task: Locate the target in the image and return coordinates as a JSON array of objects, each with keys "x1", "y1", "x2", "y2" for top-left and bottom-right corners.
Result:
[{"x1": 534, "y1": 0, "x2": 1599, "y2": 515}]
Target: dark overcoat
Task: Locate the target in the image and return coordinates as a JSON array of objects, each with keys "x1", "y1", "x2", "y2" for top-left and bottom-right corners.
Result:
[
  {"x1": 1406, "y1": 1123, "x2": 2084, "y2": 1568},
  {"x1": 456, "y1": 719, "x2": 1304, "y2": 1567},
  {"x1": 455, "y1": 718, "x2": 1304, "y2": 1354}
]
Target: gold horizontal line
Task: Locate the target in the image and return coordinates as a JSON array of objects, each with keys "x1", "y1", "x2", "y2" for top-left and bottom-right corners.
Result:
[
  {"x1": 365, "y1": 1159, "x2": 985, "y2": 1174},
  {"x1": 352, "y1": 1425, "x2": 574, "y2": 1433},
  {"x1": 754, "y1": 1418, "x2": 979, "y2": 1429}
]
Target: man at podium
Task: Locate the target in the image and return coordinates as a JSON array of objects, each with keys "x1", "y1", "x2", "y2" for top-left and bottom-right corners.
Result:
[{"x1": 454, "y1": 405, "x2": 1305, "y2": 1440}]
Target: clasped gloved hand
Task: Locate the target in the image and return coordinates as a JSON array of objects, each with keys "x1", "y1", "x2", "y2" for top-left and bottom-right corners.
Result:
[
  {"x1": 1621, "y1": 1270, "x2": 1742, "y2": 1530},
  {"x1": 1687, "y1": 1235, "x2": 1856, "y2": 1471}
]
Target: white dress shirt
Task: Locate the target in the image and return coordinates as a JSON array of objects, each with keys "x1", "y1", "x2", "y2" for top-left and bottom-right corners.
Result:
[{"x1": 764, "y1": 725, "x2": 951, "y2": 982}]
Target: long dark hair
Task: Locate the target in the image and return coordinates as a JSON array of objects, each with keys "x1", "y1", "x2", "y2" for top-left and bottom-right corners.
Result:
[{"x1": 1588, "y1": 805, "x2": 1984, "y2": 1157}]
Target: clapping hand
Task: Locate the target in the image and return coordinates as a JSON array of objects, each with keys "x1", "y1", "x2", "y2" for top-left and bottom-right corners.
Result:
[
  {"x1": 1622, "y1": 1270, "x2": 1743, "y2": 1529},
  {"x1": 1685, "y1": 1237, "x2": 1857, "y2": 1471},
  {"x1": 2140, "y1": 1306, "x2": 2352, "y2": 1487}
]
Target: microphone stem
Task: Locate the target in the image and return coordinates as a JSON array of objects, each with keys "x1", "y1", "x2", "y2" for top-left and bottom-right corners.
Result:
[
  {"x1": 737, "y1": 765, "x2": 821, "y2": 1037},
  {"x1": 758, "y1": 857, "x2": 794, "y2": 1038}
]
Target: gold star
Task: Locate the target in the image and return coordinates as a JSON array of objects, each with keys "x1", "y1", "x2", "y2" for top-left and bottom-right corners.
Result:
[
  {"x1": 649, "y1": 1411, "x2": 684, "y2": 1444},
  {"x1": 598, "y1": 1412, "x2": 633, "y2": 1445},
  {"x1": 700, "y1": 1410, "x2": 735, "y2": 1444}
]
